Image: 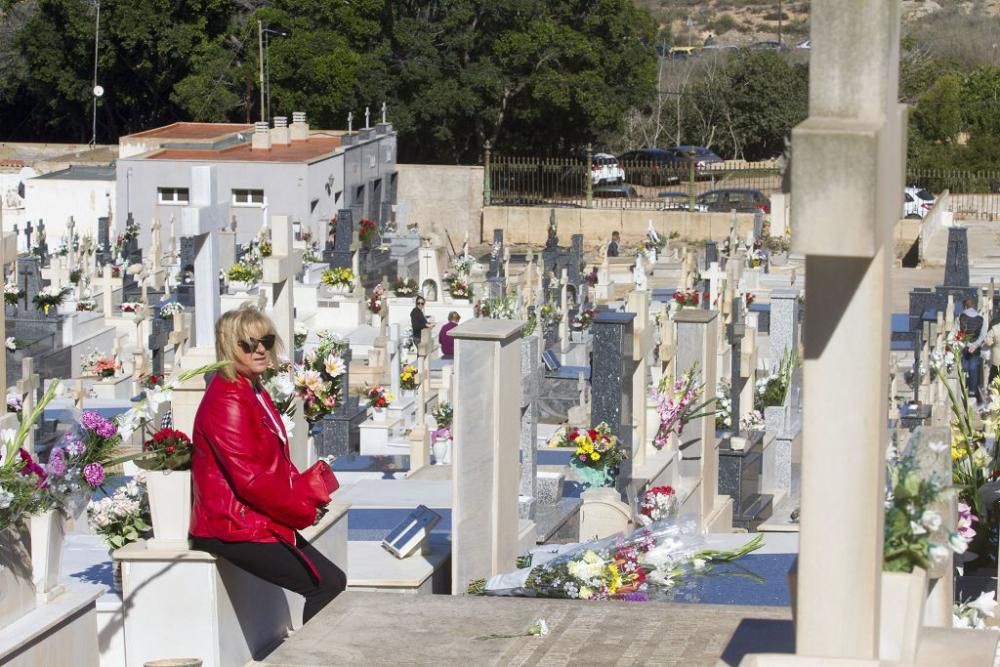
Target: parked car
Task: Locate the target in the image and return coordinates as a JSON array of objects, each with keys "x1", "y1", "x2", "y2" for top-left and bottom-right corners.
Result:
[
  {"x1": 618, "y1": 146, "x2": 723, "y2": 185},
  {"x1": 593, "y1": 184, "x2": 639, "y2": 198},
  {"x1": 903, "y1": 187, "x2": 935, "y2": 219},
  {"x1": 696, "y1": 188, "x2": 771, "y2": 214},
  {"x1": 657, "y1": 191, "x2": 707, "y2": 212},
  {"x1": 590, "y1": 152, "x2": 625, "y2": 185}
]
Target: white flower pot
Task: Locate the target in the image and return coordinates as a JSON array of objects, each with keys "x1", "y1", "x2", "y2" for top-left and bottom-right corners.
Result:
[
  {"x1": 879, "y1": 567, "x2": 928, "y2": 663},
  {"x1": 228, "y1": 280, "x2": 251, "y2": 294},
  {"x1": 432, "y1": 438, "x2": 452, "y2": 465},
  {"x1": 401, "y1": 389, "x2": 416, "y2": 401},
  {"x1": 30, "y1": 509, "x2": 66, "y2": 600},
  {"x1": 0, "y1": 523, "x2": 35, "y2": 627},
  {"x1": 326, "y1": 284, "x2": 351, "y2": 296},
  {"x1": 373, "y1": 407, "x2": 387, "y2": 423},
  {"x1": 146, "y1": 470, "x2": 192, "y2": 550}
]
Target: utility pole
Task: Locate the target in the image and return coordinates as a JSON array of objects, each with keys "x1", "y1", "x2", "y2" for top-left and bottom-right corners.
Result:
[{"x1": 257, "y1": 20, "x2": 265, "y2": 123}]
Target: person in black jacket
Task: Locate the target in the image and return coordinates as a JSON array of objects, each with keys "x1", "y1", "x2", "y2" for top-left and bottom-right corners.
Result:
[
  {"x1": 607, "y1": 231, "x2": 621, "y2": 258},
  {"x1": 410, "y1": 296, "x2": 432, "y2": 347}
]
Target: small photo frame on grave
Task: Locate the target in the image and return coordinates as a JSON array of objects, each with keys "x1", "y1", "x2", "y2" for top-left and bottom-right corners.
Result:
[{"x1": 381, "y1": 505, "x2": 441, "y2": 559}]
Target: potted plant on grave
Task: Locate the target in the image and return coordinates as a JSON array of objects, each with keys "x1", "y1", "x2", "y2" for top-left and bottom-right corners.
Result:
[
  {"x1": 651, "y1": 364, "x2": 717, "y2": 450},
  {"x1": 754, "y1": 351, "x2": 797, "y2": 431},
  {"x1": 76, "y1": 298, "x2": 97, "y2": 312},
  {"x1": 158, "y1": 301, "x2": 183, "y2": 320},
  {"x1": 321, "y1": 267, "x2": 355, "y2": 295},
  {"x1": 294, "y1": 335, "x2": 348, "y2": 423},
  {"x1": 367, "y1": 284, "x2": 386, "y2": 325},
  {"x1": 358, "y1": 218, "x2": 378, "y2": 248},
  {"x1": 227, "y1": 262, "x2": 259, "y2": 292},
  {"x1": 475, "y1": 295, "x2": 517, "y2": 319},
  {"x1": 572, "y1": 308, "x2": 596, "y2": 331},
  {"x1": 33, "y1": 286, "x2": 69, "y2": 315},
  {"x1": 400, "y1": 364, "x2": 418, "y2": 395},
  {"x1": 4, "y1": 282, "x2": 23, "y2": 307},
  {"x1": 672, "y1": 288, "x2": 700, "y2": 310},
  {"x1": 763, "y1": 234, "x2": 791, "y2": 266},
  {"x1": 69, "y1": 269, "x2": 82, "y2": 284},
  {"x1": 445, "y1": 275, "x2": 471, "y2": 301},
  {"x1": 392, "y1": 277, "x2": 418, "y2": 297},
  {"x1": 365, "y1": 384, "x2": 394, "y2": 422},
  {"x1": 293, "y1": 321, "x2": 309, "y2": 349},
  {"x1": 552, "y1": 422, "x2": 627, "y2": 489},
  {"x1": 86, "y1": 476, "x2": 151, "y2": 591},
  {"x1": 431, "y1": 402, "x2": 453, "y2": 464},
  {"x1": 81, "y1": 351, "x2": 120, "y2": 379},
  {"x1": 135, "y1": 428, "x2": 194, "y2": 547}
]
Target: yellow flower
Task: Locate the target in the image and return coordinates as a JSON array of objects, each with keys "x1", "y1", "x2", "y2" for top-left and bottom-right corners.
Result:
[
  {"x1": 590, "y1": 452, "x2": 600, "y2": 461},
  {"x1": 579, "y1": 586, "x2": 593, "y2": 600}
]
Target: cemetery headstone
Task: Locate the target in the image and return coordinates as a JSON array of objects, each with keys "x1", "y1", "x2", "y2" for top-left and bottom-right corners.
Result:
[{"x1": 590, "y1": 311, "x2": 636, "y2": 503}]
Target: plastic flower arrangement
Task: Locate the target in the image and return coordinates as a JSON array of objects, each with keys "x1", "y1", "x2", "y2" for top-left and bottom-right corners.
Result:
[
  {"x1": 139, "y1": 374, "x2": 161, "y2": 391},
  {"x1": 227, "y1": 262, "x2": 260, "y2": 283},
  {"x1": 446, "y1": 276, "x2": 471, "y2": 300},
  {"x1": 6, "y1": 393, "x2": 22, "y2": 414},
  {"x1": 392, "y1": 277, "x2": 418, "y2": 297},
  {"x1": 81, "y1": 351, "x2": 120, "y2": 378},
  {"x1": 953, "y1": 591, "x2": 999, "y2": 629},
  {"x1": 294, "y1": 321, "x2": 309, "y2": 348},
  {"x1": 400, "y1": 364, "x2": 418, "y2": 391},
  {"x1": 672, "y1": 289, "x2": 701, "y2": 309},
  {"x1": 638, "y1": 486, "x2": 679, "y2": 525},
  {"x1": 552, "y1": 422, "x2": 627, "y2": 489},
  {"x1": 87, "y1": 475, "x2": 151, "y2": 550},
  {"x1": 159, "y1": 301, "x2": 184, "y2": 319},
  {"x1": 748, "y1": 247, "x2": 767, "y2": 268},
  {"x1": 366, "y1": 384, "x2": 394, "y2": 409},
  {"x1": 539, "y1": 303, "x2": 561, "y2": 327},
  {"x1": 652, "y1": 365, "x2": 717, "y2": 450},
  {"x1": 367, "y1": 284, "x2": 386, "y2": 314},
  {"x1": 120, "y1": 302, "x2": 143, "y2": 314},
  {"x1": 136, "y1": 428, "x2": 193, "y2": 471},
  {"x1": 0, "y1": 381, "x2": 63, "y2": 529},
  {"x1": 359, "y1": 218, "x2": 377, "y2": 247},
  {"x1": 715, "y1": 378, "x2": 732, "y2": 431},
  {"x1": 754, "y1": 351, "x2": 796, "y2": 411},
  {"x1": 475, "y1": 295, "x2": 517, "y2": 319},
  {"x1": 294, "y1": 335, "x2": 348, "y2": 422},
  {"x1": 432, "y1": 402, "x2": 453, "y2": 441},
  {"x1": 469, "y1": 518, "x2": 763, "y2": 601},
  {"x1": 452, "y1": 256, "x2": 476, "y2": 276},
  {"x1": 573, "y1": 308, "x2": 596, "y2": 330},
  {"x1": 33, "y1": 285, "x2": 69, "y2": 314},
  {"x1": 261, "y1": 360, "x2": 297, "y2": 437},
  {"x1": 321, "y1": 267, "x2": 355, "y2": 290},
  {"x1": 884, "y1": 445, "x2": 966, "y2": 572},
  {"x1": 76, "y1": 298, "x2": 97, "y2": 312},
  {"x1": 4, "y1": 282, "x2": 23, "y2": 306},
  {"x1": 740, "y1": 410, "x2": 765, "y2": 433},
  {"x1": 6, "y1": 337, "x2": 17, "y2": 352}
]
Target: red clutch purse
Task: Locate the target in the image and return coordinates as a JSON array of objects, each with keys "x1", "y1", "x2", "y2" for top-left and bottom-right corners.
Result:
[{"x1": 300, "y1": 460, "x2": 340, "y2": 502}]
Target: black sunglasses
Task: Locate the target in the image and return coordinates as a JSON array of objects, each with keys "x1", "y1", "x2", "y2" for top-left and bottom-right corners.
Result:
[{"x1": 238, "y1": 334, "x2": 276, "y2": 354}]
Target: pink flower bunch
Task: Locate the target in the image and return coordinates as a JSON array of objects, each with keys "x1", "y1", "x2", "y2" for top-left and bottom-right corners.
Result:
[
  {"x1": 83, "y1": 463, "x2": 105, "y2": 488},
  {"x1": 958, "y1": 501, "x2": 978, "y2": 541},
  {"x1": 652, "y1": 378, "x2": 699, "y2": 449}
]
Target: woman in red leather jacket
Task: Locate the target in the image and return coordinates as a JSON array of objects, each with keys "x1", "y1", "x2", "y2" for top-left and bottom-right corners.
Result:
[{"x1": 190, "y1": 306, "x2": 346, "y2": 623}]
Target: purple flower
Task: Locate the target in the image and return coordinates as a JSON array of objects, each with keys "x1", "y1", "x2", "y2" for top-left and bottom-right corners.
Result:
[
  {"x1": 65, "y1": 438, "x2": 85, "y2": 457},
  {"x1": 617, "y1": 591, "x2": 649, "y2": 602},
  {"x1": 80, "y1": 411, "x2": 117, "y2": 439},
  {"x1": 83, "y1": 463, "x2": 105, "y2": 488},
  {"x1": 47, "y1": 448, "x2": 67, "y2": 477},
  {"x1": 579, "y1": 454, "x2": 588, "y2": 461}
]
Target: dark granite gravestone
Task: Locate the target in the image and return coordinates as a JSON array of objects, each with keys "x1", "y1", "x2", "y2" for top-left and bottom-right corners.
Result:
[
  {"x1": 705, "y1": 241, "x2": 719, "y2": 268},
  {"x1": 590, "y1": 311, "x2": 636, "y2": 503},
  {"x1": 312, "y1": 347, "x2": 368, "y2": 456},
  {"x1": 97, "y1": 217, "x2": 112, "y2": 265},
  {"x1": 123, "y1": 213, "x2": 142, "y2": 266},
  {"x1": 718, "y1": 431, "x2": 772, "y2": 531},
  {"x1": 943, "y1": 226, "x2": 969, "y2": 288},
  {"x1": 147, "y1": 316, "x2": 173, "y2": 376},
  {"x1": 728, "y1": 297, "x2": 746, "y2": 433},
  {"x1": 325, "y1": 209, "x2": 354, "y2": 269}
]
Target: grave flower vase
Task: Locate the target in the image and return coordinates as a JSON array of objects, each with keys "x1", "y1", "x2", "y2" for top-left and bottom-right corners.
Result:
[
  {"x1": 30, "y1": 508, "x2": 66, "y2": 599},
  {"x1": 570, "y1": 459, "x2": 614, "y2": 489},
  {"x1": 228, "y1": 280, "x2": 251, "y2": 294},
  {"x1": 432, "y1": 437, "x2": 451, "y2": 465},
  {"x1": 878, "y1": 567, "x2": 928, "y2": 663},
  {"x1": 146, "y1": 469, "x2": 192, "y2": 550},
  {"x1": 0, "y1": 522, "x2": 36, "y2": 627}
]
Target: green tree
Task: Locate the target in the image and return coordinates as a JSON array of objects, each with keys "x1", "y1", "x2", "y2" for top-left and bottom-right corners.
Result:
[
  {"x1": 912, "y1": 73, "x2": 962, "y2": 144},
  {"x1": 961, "y1": 65, "x2": 1000, "y2": 140}
]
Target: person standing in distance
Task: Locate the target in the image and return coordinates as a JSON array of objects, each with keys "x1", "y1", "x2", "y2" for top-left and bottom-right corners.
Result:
[
  {"x1": 410, "y1": 295, "x2": 433, "y2": 348},
  {"x1": 607, "y1": 231, "x2": 621, "y2": 258}
]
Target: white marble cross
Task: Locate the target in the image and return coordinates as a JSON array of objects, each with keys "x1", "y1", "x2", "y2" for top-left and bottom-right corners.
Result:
[
  {"x1": 93, "y1": 265, "x2": 119, "y2": 319},
  {"x1": 179, "y1": 166, "x2": 225, "y2": 350},
  {"x1": 16, "y1": 358, "x2": 40, "y2": 454},
  {"x1": 784, "y1": 0, "x2": 908, "y2": 661},
  {"x1": 169, "y1": 311, "x2": 191, "y2": 368}
]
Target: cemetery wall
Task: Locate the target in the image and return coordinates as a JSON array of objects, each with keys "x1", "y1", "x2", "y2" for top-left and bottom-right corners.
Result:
[
  {"x1": 23, "y1": 176, "x2": 117, "y2": 242},
  {"x1": 396, "y1": 164, "x2": 484, "y2": 242}
]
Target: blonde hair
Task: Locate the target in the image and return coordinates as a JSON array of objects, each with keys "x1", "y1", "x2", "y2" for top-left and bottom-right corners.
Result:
[{"x1": 214, "y1": 305, "x2": 283, "y2": 381}]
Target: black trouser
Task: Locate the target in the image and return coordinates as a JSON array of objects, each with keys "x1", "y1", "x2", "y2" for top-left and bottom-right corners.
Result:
[{"x1": 191, "y1": 534, "x2": 347, "y2": 623}]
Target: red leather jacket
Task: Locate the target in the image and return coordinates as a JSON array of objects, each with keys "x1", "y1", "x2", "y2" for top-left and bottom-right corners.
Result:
[{"x1": 190, "y1": 373, "x2": 337, "y2": 544}]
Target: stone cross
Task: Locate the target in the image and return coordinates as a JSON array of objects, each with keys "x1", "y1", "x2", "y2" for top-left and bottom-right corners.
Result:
[
  {"x1": 169, "y1": 311, "x2": 191, "y2": 366},
  {"x1": 147, "y1": 316, "x2": 171, "y2": 377},
  {"x1": 94, "y1": 264, "x2": 118, "y2": 319},
  {"x1": 16, "y1": 358, "x2": 40, "y2": 455},
  {"x1": 24, "y1": 221, "x2": 32, "y2": 253},
  {"x1": 558, "y1": 268, "x2": 570, "y2": 353},
  {"x1": 364, "y1": 106, "x2": 370, "y2": 129},
  {"x1": 262, "y1": 215, "x2": 310, "y2": 468},
  {"x1": 381, "y1": 102, "x2": 387, "y2": 123},
  {"x1": 347, "y1": 111, "x2": 353, "y2": 133},
  {"x1": 782, "y1": 0, "x2": 906, "y2": 660},
  {"x1": 178, "y1": 166, "x2": 225, "y2": 349}
]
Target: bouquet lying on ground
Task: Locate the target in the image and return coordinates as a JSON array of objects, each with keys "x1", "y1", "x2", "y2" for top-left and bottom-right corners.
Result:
[{"x1": 468, "y1": 517, "x2": 763, "y2": 601}]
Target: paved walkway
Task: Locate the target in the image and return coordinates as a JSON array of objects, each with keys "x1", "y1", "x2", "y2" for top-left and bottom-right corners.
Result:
[{"x1": 258, "y1": 592, "x2": 792, "y2": 667}]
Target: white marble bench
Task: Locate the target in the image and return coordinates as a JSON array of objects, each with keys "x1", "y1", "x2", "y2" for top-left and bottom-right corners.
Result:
[{"x1": 115, "y1": 503, "x2": 348, "y2": 667}]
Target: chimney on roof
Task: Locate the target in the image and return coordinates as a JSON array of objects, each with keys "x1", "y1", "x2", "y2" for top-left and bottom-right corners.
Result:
[
  {"x1": 290, "y1": 111, "x2": 309, "y2": 141},
  {"x1": 271, "y1": 116, "x2": 290, "y2": 146},
  {"x1": 251, "y1": 121, "x2": 271, "y2": 151}
]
